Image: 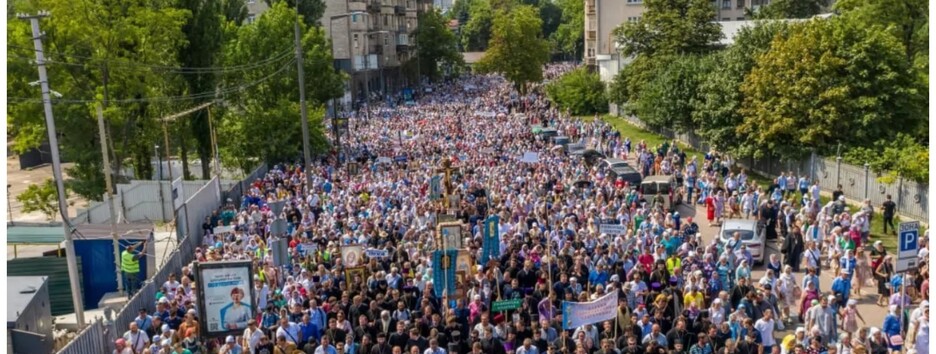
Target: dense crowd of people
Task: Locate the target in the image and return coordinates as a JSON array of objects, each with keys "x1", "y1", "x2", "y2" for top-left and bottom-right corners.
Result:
[{"x1": 117, "y1": 68, "x2": 930, "y2": 354}]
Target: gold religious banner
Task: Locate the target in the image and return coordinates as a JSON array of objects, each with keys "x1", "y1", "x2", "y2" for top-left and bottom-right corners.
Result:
[
  {"x1": 344, "y1": 267, "x2": 367, "y2": 286},
  {"x1": 455, "y1": 249, "x2": 473, "y2": 284},
  {"x1": 437, "y1": 222, "x2": 463, "y2": 250}
]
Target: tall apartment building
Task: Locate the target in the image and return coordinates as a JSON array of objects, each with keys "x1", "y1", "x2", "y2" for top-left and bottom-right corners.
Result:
[
  {"x1": 584, "y1": 0, "x2": 771, "y2": 69},
  {"x1": 247, "y1": 0, "x2": 422, "y2": 109}
]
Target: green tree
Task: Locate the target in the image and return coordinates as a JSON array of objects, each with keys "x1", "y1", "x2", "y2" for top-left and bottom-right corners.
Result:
[
  {"x1": 461, "y1": 0, "x2": 494, "y2": 51},
  {"x1": 834, "y1": 0, "x2": 927, "y2": 65},
  {"x1": 844, "y1": 134, "x2": 929, "y2": 184},
  {"x1": 750, "y1": 0, "x2": 828, "y2": 19},
  {"x1": 612, "y1": 0, "x2": 723, "y2": 58},
  {"x1": 553, "y1": 0, "x2": 584, "y2": 58},
  {"x1": 414, "y1": 9, "x2": 465, "y2": 82},
  {"x1": 264, "y1": 0, "x2": 326, "y2": 26},
  {"x1": 545, "y1": 68, "x2": 608, "y2": 115},
  {"x1": 475, "y1": 5, "x2": 550, "y2": 94},
  {"x1": 219, "y1": 1, "x2": 342, "y2": 173},
  {"x1": 607, "y1": 55, "x2": 672, "y2": 108},
  {"x1": 17, "y1": 179, "x2": 66, "y2": 221},
  {"x1": 7, "y1": 0, "x2": 190, "y2": 200},
  {"x1": 692, "y1": 21, "x2": 792, "y2": 154},
  {"x1": 177, "y1": 0, "x2": 228, "y2": 179},
  {"x1": 633, "y1": 54, "x2": 714, "y2": 133},
  {"x1": 537, "y1": 0, "x2": 563, "y2": 41},
  {"x1": 737, "y1": 17, "x2": 924, "y2": 160}
]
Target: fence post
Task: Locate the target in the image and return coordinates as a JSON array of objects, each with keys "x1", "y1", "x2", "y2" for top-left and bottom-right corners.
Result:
[
  {"x1": 119, "y1": 186, "x2": 128, "y2": 222},
  {"x1": 810, "y1": 152, "x2": 816, "y2": 182},
  {"x1": 835, "y1": 156, "x2": 843, "y2": 190},
  {"x1": 896, "y1": 177, "x2": 903, "y2": 213},
  {"x1": 864, "y1": 163, "x2": 870, "y2": 200}
]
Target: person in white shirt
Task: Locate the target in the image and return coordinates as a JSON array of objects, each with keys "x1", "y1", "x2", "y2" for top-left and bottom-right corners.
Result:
[
  {"x1": 276, "y1": 317, "x2": 301, "y2": 345},
  {"x1": 423, "y1": 338, "x2": 446, "y2": 354},
  {"x1": 123, "y1": 322, "x2": 149, "y2": 354},
  {"x1": 754, "y1": 309, "x2": 777, "y2": 352},
  {"x1": 243, "y1": 319, "x2": 263, "y2": 353},
  {"x1": 515, "y1": 338, "x2": 540, "y2": 354}
]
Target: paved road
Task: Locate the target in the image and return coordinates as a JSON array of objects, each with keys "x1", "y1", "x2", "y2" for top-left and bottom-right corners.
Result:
[{"x1": 616, "y1": 150, "x2": 892, "y2": 338}]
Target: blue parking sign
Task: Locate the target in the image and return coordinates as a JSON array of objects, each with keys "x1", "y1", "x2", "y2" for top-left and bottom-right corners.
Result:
[{"x1": 898, "y1": 221, "x2": 920, "y2": 259}]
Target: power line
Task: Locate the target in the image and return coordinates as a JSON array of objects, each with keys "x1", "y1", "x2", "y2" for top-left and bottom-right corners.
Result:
[
  {"x1": 8, "y1": 57, "x2": 297, "y2": 105},
  {"x1": 7, "y1": 44, "x2": 297, "y2": 74}
]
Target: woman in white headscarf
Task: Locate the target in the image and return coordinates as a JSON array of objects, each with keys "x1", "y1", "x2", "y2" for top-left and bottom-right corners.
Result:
[{"x1": 777, "y1": 265, "x2": 798, "y2": 323}]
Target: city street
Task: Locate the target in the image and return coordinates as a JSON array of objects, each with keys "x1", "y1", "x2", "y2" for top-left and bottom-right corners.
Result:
[{"x1": 618, "y1": 144, "x2": 895, "y2": 338}]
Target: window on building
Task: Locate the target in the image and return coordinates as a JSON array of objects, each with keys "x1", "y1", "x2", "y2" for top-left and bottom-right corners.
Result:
[
  {"x1": 246, "y1": 14, "x2": 255, "y2": 24},
  {"x1": 627, "y1": 16, "x2": 640, "y2": 22},
  {"x1": 385, "y1": 35, "x2": 389, "y2": 45},
  {"x1": 626, "y1": 0, "x2": 641, "y2": 3},
  {"x1": 722, "y1": 0, "x2": 731, "y2": 8},
  {"x1": 722, "y1": 17, "x2": 730, "y2": 20},
  {"x1": 247, "y1": 0, "x2": 255, "y2": 3},
  {"x1": 352, "y1": 14, "x2": 358, "y2": 22},
  {"x1": 737, "y1": 16, "x2": 745, "y2": 20},
  {"x1": 736, "y1": 0, "x2": 745, "y2": 8},
  {"x1": 384, "y1": 15, "x2": 389, "y2": 26},
  {"x1": 354, "y1": 34, "x2": 359, "y2": 48}
]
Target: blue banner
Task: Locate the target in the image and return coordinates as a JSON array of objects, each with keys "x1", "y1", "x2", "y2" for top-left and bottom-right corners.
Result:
[
  {"x1": 481, "y1": 215, "x2": 500, "y2": 265},
  {"x1": 561, "y1": 291, "x2": 618, "y2": 330},
  {"x1": 432, "y1": 250, "x2": 458, "y2": 297}
]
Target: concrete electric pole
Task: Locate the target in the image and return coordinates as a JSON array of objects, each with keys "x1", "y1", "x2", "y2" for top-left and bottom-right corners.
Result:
[{"x1": 18, "y1": 11, "x2": 86, "y2": 327}]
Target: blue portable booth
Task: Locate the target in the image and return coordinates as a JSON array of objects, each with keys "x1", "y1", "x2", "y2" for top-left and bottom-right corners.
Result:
[{"x1": 72, "y1": 224, "x2": 155, "y2": 309}]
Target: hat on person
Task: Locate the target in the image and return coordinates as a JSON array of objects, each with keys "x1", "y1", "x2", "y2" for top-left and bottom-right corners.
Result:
[
  {"x1": 226, "y1": 335, "x2": 235, "y2": 343},
  {"x1": 610, "y1": 275, "x2": 620, "y2": 282},
  {"x1": 153, "y1": 335, "x2": 162, "y2": 343},
  {"x1": 796, "y1": 327, "x2": 806, "y2": 334},
  {"x1": 827, "y1": 295, "x2": 837, "y2": 301}
]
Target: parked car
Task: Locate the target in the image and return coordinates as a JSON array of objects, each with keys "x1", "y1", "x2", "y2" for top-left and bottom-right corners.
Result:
[
  {"x1": 600, "y1": 158, "x2": 630, "y2": 170},
  {"x1": 606, "y1": 165, "x2": 642, "y2": 186},
  {"x1": 638, "y1": 175, "x2": 677, "y2": 212},
  {"x1": 718, "y1": 219, "x2": 765, "y2": 264}
]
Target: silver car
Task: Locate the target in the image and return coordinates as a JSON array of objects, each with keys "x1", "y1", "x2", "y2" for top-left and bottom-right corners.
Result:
[{"x1": 718, "y1": 219, "x2": 765, "y2": 264}]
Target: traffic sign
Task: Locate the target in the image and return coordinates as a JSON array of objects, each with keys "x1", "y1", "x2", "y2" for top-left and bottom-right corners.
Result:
[
  {"x1": 898, "y1": 221, "x2": 920, "y2": 259},
  {"x1": 896, "y1": 257, "x2": 917, "y2": 274}
]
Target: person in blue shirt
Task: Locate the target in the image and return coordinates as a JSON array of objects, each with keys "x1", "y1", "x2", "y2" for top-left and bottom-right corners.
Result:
[
  {"x1": 882, "y1": 305, "x2": 902, "y2": 352},
  {"x1": 831, "y1": 271, "x2": 852, "y2": 307}
]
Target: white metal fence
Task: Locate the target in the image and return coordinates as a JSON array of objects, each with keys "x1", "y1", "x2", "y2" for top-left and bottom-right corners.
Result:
[
  {"x1": 58, "y1": 166, "x2": 267, "y2": 354},
  {"x1": 71, "y1": 179, "x2": 236, "y2": 225},
  {"x1": 615, "y1": 115, "x2": 929, "y2": 222}
]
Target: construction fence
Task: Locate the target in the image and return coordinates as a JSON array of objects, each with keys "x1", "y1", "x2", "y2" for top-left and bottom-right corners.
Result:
[
  {"x1": 57, "y1": 164, "x2": 268, "y2": 354},
  {"x1": 616, "y1": 115, "x2": 928, "y2": 223}
]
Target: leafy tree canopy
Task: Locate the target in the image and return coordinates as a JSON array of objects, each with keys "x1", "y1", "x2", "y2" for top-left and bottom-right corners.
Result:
[
  {"x1": 475, "y1": 5, "x2": 550, "y2": 94},
  {"x1": 750, "y1": 0, "x2": 828, "y2": 19},
  {"x1": 692, "y1": 21, "x2": 792, "y2": 154},
  {"x1": 612, "y1": 0, "x2": 723, "y2": 58},
  {"x1": 414, "y1": 8, "x2": 465, "y2": 82},
  {"x1": 545, "y1": 67, "x2": 608, "y2": 115},
  {"x1": 737, "y1": 17, "x2": 924, "y2": 160},
  {"x1": 843, "y1": 134, "x2": 929, "y2": 184},
  {"x1": 633, "y1": 54, "x2": 714, "y2": 133},
  {"x1": 552, "y1": 0, "x2": 584, "y2": 58}
]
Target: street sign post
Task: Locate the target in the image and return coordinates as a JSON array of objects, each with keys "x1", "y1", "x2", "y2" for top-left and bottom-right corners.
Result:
[{"x1": 896, "y1": 221, "x2": 920, "y2": 273}]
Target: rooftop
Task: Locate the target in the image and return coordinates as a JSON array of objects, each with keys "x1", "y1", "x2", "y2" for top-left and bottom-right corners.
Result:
[{"x1": 8, "y1": 276, "x2": 48, "y2": 325}]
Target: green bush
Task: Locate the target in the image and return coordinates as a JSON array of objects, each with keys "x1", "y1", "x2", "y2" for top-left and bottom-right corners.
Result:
[
  {"x1": 545, "y1": 67, "x2": 608, "y2": 115},
  {"x1": 17, "y1": 179, "x2": 66, "y2": 221}
]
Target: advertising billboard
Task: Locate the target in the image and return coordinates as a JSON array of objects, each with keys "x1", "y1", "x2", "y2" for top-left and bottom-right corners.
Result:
[{"x1": 196, "y1": 261, "x2": 256, "y2": 337}]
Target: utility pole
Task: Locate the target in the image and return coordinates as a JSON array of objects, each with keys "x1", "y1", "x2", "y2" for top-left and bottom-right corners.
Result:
[
  {"x1": 97, "y1": 104, "x2": 123, "y2": 293},
  {"x1": 295, "y1": 2, "x2": 313, "y2": 189},
  {"x1": 207, "y1": 106, "x2": 221, "y2": 179},
  {"x1": 19, "y1": 11, "x2": 86, "y2": 327}
]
